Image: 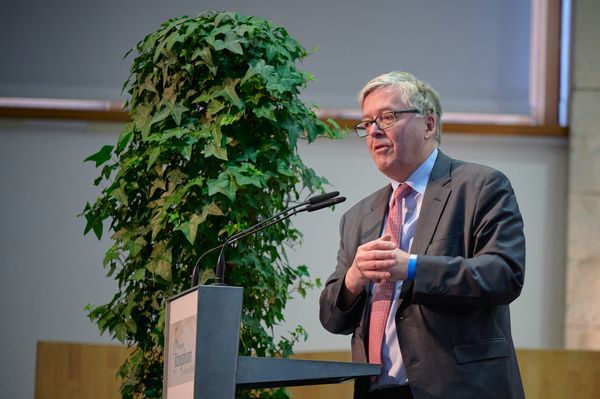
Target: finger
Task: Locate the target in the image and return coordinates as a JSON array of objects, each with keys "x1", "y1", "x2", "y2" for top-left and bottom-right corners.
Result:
[
  {"x1": 359, "y1": 239, "x2": 397, "y2": 251},
  {"x1": 364, "y1": 270, "x2": 391, "y2": 281},
  {"x1": 357, "y1": 249, "x2": 397, "y2": 261},
  {"x1": 356, "y1": 259, "x2": 396, "y2": 272}
]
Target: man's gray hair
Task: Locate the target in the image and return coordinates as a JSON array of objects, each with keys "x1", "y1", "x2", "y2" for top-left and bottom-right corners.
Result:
[{"x1": 358, "y1": 71, "x2": 442, "y2": 144}]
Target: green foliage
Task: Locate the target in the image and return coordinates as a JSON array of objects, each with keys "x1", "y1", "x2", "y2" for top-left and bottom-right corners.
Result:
[{"x1": 82, "y1": 12, "x2": 341, "y2": 399}]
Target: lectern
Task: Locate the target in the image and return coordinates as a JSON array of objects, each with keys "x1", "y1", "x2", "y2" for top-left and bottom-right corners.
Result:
[{"x1": 163, "y1": 284, "x2": 379, "y2": 398}]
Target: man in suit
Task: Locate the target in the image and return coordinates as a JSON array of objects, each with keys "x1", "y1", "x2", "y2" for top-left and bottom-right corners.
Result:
[{"x1": 319, "y1": 71, "x2": 525, "y2": 399}]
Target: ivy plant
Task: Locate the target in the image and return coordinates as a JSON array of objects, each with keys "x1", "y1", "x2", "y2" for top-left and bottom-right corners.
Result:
[{"x1": 82, "y1": 12, "x2": 341, "y2": 399}]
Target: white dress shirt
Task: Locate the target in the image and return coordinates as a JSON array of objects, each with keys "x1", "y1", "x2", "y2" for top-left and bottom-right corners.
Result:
[{"x1": 371, "y1": 148, "x2": 438, "y2": 389}]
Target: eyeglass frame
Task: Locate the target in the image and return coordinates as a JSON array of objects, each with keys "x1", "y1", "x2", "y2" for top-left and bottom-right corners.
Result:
[{"x1": 354, "y1": 109, "x2": 421, "y2": 137}]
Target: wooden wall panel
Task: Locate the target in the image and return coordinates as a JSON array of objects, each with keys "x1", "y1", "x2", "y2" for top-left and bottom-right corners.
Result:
[
  {"x1": 289, "y1": 350, "x2": 600, "y2": 399},
  {"x1": 35, "y1": 343, "x2": 600, "y2": 399},
  {"x1": 287, "y1": 351, "x2": 353, "y2": 399},
  {"x1": 516, "y1": 349, "x2": 600, "y2": 398},
  {"x1": 34, "y1": 342, "x2": 130, "y2": 399}
]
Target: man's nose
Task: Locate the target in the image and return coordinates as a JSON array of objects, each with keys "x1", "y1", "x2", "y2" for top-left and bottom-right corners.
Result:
[{"x1": 367, "y1": 123, "x2": 385, "y2": 137}]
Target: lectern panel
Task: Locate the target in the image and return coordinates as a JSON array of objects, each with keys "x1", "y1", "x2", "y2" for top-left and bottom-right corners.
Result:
[{"x1": 165, "y1": 289, "x2": 198, "y2": 399}]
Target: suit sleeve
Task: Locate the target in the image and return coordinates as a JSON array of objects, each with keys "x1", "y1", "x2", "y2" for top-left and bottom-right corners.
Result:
[
  {"x1": 319, "y1": 212, "x2": 367, "y2": 335},
  {"x1": 412, "y1": 170, "x2": 525, "y2": 306}
]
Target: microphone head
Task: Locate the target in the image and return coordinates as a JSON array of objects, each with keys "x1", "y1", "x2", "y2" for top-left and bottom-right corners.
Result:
[
  {"x1": 307, "y1": 196, "x2": 346, "y2": 212},
  {"x1": 307, "y1": 191, "x2": 340, "y2": 204}
]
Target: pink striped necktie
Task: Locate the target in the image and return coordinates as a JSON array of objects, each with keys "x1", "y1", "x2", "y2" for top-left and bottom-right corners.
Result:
[{"x1": 368, "y1": 183, "x2": 413, "y2": 366}]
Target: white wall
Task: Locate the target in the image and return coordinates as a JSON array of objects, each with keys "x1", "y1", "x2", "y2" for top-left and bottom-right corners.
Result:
[
  {"x1": 0, "y1": 120, "x2": 566, "y2": 399},
  {"x1": 0, "y1": 121, "x2": 120, "y2": 399}
]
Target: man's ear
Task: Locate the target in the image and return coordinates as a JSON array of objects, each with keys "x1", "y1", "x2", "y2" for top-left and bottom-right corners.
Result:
[{"x1": 424, "y1": 113, "x2": 436, "y2": 140}]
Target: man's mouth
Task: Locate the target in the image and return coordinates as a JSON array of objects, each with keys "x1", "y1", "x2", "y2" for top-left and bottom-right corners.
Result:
[{"x1": 373, "y1": 142, "x2": 390, "y2": 151}]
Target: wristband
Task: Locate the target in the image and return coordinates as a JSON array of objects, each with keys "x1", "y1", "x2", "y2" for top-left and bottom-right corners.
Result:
[{"x1": 407, "y1": 254, "x2": 417, "y2": 280}]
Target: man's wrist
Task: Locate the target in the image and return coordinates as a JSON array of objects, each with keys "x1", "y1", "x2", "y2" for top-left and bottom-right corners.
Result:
[
  {"x1": 344, "y1": 264, "x2": 364, "y2": 295},
  {"x1": 407, "y1": 254, "x2": 417, "y2": 280}
]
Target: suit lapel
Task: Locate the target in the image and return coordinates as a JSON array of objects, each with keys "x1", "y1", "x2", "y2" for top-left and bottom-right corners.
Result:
[
  {"x1": 361, "y1": 185, "x2": 392, "y2": 244},
  {"x1": 411, "y1": 151, "x2": 452, "y2": 254},
  {"x1": 400, "y1": 150, "x2": 452, "y2": 297}
]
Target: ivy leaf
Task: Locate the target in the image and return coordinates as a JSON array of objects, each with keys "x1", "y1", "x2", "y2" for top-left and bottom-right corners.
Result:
[
  {"x1": 83, "y1": 208, "x2": 104, "y2": 239},
  {"x1": 213, "y1": 34, "x2": 245, "y2": 55},
  {"x1": 199, "y1": 268, "x2": 216, "y2": 285},
  {"x1": 165, "y1": 31, "x2": 183, "y2": 51},
  {"x1": 113, "y1": 180, "x2": 129, "y2": 206},
  {"x1": 103, "y1": 244, "x2": 120, "y2": 267},
  {"x1": 204, "y1": 142, "x2": 228, "y2": 160},
  {"x1": 171, "y1": 103, "x2": 188, "y2": 126},
  {"x1": 253, "y1": 103, "x2": 277, "y2": 121},
  {"x1": 246, "y1": 59, "x2": 274, "y2": 80},
  {"x1": 154, "y1": 259, "x2": 172, "y2": 282},
  {"x1": 147, "y1": 243, "x2": 172, "y2": 282},
  {"x1": 114, "y1": 323, "x2": 127, "y2": 343},
  {"x1": 230, "y1": 163, "x2": 264, "y2": 188},
  {"x1": 149, "y1": 178, "x2": 166, "y2": 198},
  {"x1": 207, "y1": 172, "x2": 237, "y2": 201},
  {"x1": 181, "y1": 141, "x2": 193, "y2": 161},
  {"x1": 203, "y1": 202, "x2": 224, "y2": 217},
  {"x1": 150, "y1": 209, "x2": 166, "y2": 240},
  {"x1": 177, "y1": 201, "x2": 223, "y2": 243},
  {"x1": 226, "y1": 39, "x2": 245, "y2": 55},
  {"x1": 193, "y1": 47, "x2": 217, "y2": 75},
  {"x1": 220, "y1": 113, "x2": 240, "y2": 126},
  {"x1": 131, "y1": 103, "x2": 152, "y2": 132},
  {"x1": 206, "y1": 99, "x2": 225, "y2": 118},
  {"x1": 223, "y1": 80, "x2": 243, "y2": 108},
  {"x1": 176, "y1": 221, "x2": 192, "y2": 244},
  {"x1": 185, "y1": 21, "x2": 199, "y2": 36},
  {"x1": 127, "y1": 237, "x2": 147, "y2": 257},
  {"x1": 187, "y1": 214, "x2": 204, "y2": 240},
  {"x1": 177, "y1": 213, "x2": 205, "y2": 244},
  {"x1": 163, "y1": 127, "x2": 189, "y2": 140},
  {"x1": 143, "y1": 106, "x2": 171, "y2": 138},
  {"x1": 84, "y1": 145, "x2": 113, "y2": 167},
  {"x1": 146, "y1": 147, "x2": 162, "y2": 170},
  {"x1": 282, "y1": 120, "x2": 303, "y2": 148},
  {"x1": 116, "y1": 123, "x2": 134, "y2": 154},
  {"x1": 214, "y1": 11, "x2": 236, "y2": 27},
  {"x1": 140, "y1": 75, "x2": 158, "y2": 95}
]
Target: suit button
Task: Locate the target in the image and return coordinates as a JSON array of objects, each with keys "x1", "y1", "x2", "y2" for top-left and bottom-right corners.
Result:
[{"x1": 359, "y1": 332, "x2": 364, "y2": 338}]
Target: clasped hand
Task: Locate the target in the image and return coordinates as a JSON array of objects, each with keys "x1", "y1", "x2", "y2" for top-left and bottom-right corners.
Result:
[{"x1": 344, "y1": 235, "x2": 410, "y2": 295}]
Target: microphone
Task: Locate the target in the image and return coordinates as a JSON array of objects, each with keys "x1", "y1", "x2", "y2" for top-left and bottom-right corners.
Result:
[
  {"x1": 307, "y1": 191, "x2": 339, "y2": 204},
  {"x1": 306, "y1": 196, "x2": 346, "y2": 212},
  {"x1": 224, "y1": 191, "x2": 339, "y2": 244},
  {"x1": 190, "y1": 192, "x2": 345, "y2": 286}
]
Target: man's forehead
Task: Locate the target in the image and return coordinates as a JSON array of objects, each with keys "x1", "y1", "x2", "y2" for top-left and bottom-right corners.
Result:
[{"x1": 362, "y1": 87, "x2": 407, "y2": 115}]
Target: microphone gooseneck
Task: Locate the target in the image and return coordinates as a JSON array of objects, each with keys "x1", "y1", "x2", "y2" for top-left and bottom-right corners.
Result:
[{"x1": 190, "y1": 192, "x2": 345, "y2": 287}]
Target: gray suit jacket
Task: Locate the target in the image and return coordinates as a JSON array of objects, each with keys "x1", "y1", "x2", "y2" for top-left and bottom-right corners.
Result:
[{"x1": 319, "y1": 151, "x2": 525, "y2": 399}]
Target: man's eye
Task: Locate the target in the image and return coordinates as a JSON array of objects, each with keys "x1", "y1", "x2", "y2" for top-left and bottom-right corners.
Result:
[{"x1": 380, "y1": 113, "x2": 395, "y2": 123}]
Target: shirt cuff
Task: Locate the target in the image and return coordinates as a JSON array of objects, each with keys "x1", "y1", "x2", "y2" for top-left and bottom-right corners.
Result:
[{"x1": 407, "y1": 254, "x2": 418, "y2": 280}]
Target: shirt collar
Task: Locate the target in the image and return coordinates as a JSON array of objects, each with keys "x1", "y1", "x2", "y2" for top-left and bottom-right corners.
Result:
[{"x1": 390, "y1": 148, "x2": 438, "y2": 195}]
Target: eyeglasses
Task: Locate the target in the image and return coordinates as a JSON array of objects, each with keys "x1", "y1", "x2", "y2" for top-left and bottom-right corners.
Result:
[{"x1": 354, "y1": 109, "x2": 420, "y2": 137}]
